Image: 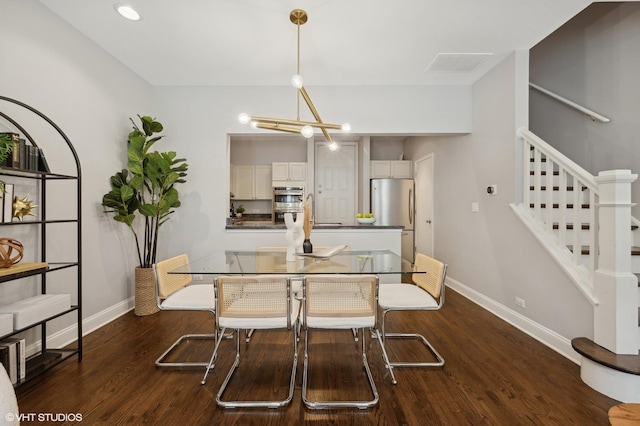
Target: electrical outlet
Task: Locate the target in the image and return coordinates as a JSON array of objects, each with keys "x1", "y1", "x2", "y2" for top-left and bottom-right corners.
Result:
[
  {"x1": 515, "y1": 297, "x2": 526, "y2": 308},
  {"x1": 193, "y1": 274, "x2": 203, "y2": 281}
]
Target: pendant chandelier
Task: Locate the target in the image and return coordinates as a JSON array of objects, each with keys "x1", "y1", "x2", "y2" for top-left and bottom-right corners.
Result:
[{"x1": 238, "y1": 9, "x2": 350, "y2": 148}]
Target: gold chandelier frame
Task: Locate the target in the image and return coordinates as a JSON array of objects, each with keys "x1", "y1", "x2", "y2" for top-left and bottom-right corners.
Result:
[{"x1": 239, "y1": 9, "x2": 349, "y2": 144}]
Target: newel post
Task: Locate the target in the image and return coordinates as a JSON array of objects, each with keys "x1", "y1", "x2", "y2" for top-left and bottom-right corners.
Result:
[{"x1": 594, "y1": 169, "x2": 638, "y2": 354}]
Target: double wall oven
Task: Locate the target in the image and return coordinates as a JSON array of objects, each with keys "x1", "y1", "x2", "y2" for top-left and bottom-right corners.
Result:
[{"x1": 272, "y1": 186, "x2": 304, "y2": 224}]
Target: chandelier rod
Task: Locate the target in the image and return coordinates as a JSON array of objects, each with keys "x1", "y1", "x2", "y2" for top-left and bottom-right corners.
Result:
[{"x1": 296, "y1": 13, "x2": 301, "y2": 121}]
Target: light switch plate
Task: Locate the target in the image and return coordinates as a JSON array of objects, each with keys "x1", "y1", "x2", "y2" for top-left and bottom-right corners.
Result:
[{"x1": 471, "y1": 202, "x2": 479, "y2": 213}]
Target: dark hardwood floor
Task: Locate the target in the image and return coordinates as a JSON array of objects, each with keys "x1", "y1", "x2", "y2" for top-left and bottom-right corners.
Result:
[{"x1": 16, "y1": 289, "x2": 617, "y2": 425}]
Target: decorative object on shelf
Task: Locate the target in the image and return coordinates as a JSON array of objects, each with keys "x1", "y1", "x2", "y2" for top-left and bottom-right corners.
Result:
[
  {"x1": 12, "y1": 195, "x2": 37, "y2": 222},
  {"x1": 237, "y1": 9, "x2": 350, "y2": 149},
  {"x1": 101, "y1": 115, "x2": 188, "y2": 316},
  {"x1": 284, "y1": 212, "x2": 304, "y2": 261},
  {"x1": 303, "y1": 200, "x2": 313, "y2": 253},
  {"x1": 235, "y1": 204, "x2": 245, "y2": 218},
  {"x1": 0, "y1": 133, "x2": 15, "y2": 164},
  {"x1": 0, "y1": 133, "x2": 16, "y2": 194},
  {"x1": 0, "y1": 238, "x2": 23, "y2": 268}
]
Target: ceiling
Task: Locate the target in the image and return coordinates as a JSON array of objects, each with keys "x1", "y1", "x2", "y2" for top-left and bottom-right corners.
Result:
[{"x1": 38, "y1": 0, "x2": 597, "y2": 87}]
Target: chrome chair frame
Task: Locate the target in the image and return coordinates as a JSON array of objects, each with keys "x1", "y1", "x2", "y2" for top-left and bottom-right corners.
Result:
[
  {"x1": 207, "y1": 275, "x2": 299, "y2": 409},
  {"x1": 301, "y1": 274, "x2": 391, "y2": 410},
  {"x1": 153, "y1": 254, "x2": 218, "y2": 369},
  {"x1": 379, "y1": 253, "x2": 447, "y2": 376}
]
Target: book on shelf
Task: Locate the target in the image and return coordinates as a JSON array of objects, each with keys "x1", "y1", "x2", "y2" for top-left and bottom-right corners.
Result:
[
  {"x1": 1, "y1": 338, "x2": 25, "y2": 381},
  {"x1": 2, "y1": 183, "x2": 13, "y2": 223},
  {"x1": 38, "y1": 148, "x2": 50, "y2": 173},
  {"x1": 18, "y1": 139, "x2": 26, "y2": 170},
  {"x1": 0, "y1": 340, "x2": 18, "y2": 384}
]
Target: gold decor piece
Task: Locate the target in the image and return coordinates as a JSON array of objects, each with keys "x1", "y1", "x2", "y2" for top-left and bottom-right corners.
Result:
[
  {"x1": 0, "y1": 238, "x2": 24, "y2": 268},
  {"x1": 238, "y1": 9, "x2": 350, "y2": 148},
  {"x1": 303, "y1": 201, "x2": 313, "y2": 239},
  {"x1": 13, "y1": 195, "x2": 37, "y2": 222}
]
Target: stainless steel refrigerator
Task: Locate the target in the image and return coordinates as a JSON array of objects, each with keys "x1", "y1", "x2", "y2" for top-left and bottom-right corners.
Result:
[{"x1": 370, "y1": 178, "x2": 415, "y2": 263}]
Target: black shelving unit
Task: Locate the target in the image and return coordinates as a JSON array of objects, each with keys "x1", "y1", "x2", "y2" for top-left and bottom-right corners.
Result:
[{"x1": 0, "y1": 96, "x2": 82, "y2": 386}]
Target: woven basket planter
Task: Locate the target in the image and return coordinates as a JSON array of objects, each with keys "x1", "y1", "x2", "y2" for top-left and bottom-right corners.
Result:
[{"x1": 135, "y1": 266, "x2": 159, "y2": 316}]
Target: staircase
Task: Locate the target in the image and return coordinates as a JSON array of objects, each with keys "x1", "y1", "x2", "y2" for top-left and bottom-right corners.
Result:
[{"x1": 511, "y1": 128, "x2": 640, "y2": 402}]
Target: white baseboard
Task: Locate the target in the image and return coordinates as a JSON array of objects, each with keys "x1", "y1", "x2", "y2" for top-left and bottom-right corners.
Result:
[
  {"x1": 26, "y1": 297, "x2": 134, "y2": 357},
  {"x1": 446, "y1": 276, "x2": 580, "y2": 365}
]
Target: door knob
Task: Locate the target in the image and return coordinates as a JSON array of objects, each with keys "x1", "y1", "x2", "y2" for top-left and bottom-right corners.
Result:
[{"x1": 426, "y1": 220, "x2": 432, "y2": 224}]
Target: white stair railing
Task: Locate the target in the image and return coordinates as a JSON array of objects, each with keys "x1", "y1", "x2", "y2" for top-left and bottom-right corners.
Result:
[
  {"x1": 515, "y1": 127, "x2": 598, "y2": 304},
  {"x1": 513, "y1": 128, "x2": 639, "y2": 354}
]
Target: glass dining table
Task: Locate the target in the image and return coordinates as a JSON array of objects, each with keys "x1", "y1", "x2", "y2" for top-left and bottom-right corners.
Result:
[{"x1": 168, "y1": 249, "x2": 421, "y2": 276}]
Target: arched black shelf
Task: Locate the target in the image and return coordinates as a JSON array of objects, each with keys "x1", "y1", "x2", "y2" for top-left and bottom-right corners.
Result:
[{"x1": 0, "y1": 95, "x2": 82, "y2": 386}]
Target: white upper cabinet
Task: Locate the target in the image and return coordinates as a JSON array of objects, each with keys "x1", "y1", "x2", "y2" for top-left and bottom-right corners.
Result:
[
  {"x1": 254, "y1": 165, "x2": 273, "y2": 199},
  {"x1": 231, "y1": 165, "x2": 272, "y2": 200},
  {"x1": 272, "y1": 162, "x2": 307, "y2": 185},
  {"x1": 370, "y1": 160, "x2": 413, "y2": 178}
]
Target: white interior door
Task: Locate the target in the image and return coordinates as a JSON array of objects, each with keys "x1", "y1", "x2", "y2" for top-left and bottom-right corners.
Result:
[
  {"x1": 314, "y1": 143, "x2": 357, "y2": 224},
  {"x1": 415, "y1": 154, "x2": 434, "y2": 257}
]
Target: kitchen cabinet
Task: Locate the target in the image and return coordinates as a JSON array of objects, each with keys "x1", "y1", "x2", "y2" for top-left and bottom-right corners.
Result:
[
  {"x1": 272, "y1": 162, "x2": 307, "y2": 186},
  {"x1": 370, "y1": 160, "x2": 413, "y2": 178},
  {"x1": 232, "y1": 165, "x2": 272, "y2": 200}
]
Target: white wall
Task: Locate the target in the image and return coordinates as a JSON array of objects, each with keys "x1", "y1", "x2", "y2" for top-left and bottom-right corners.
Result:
[
  {"x1": 403, "y1": 53, "x2": 595, "y2": 346},
  {"x1": 0, "y1": 1, "x2": 153, "y2": 331},
  {"x1": 530, "y1": 2, "x2": 640, "y2": 216}
]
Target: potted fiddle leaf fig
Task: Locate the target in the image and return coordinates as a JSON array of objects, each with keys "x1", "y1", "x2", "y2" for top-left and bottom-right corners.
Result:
[{"x1": 101, "y1": 115, "x2": 188, "y2": 315}]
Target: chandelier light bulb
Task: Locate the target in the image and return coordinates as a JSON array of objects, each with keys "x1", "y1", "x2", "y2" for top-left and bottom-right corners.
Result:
[
  {"x1": 328, "y1": 142, "x2": 338, "y2": 151},
  {"x1": 115, "y1": 4, "x2": 141, "y2": 21},
  {"x1": 301, "y1": 125, "x2": 314, "y2": 138},
  {"x1": 291, "y1": 74, "x2": 304, "y2": 89},
  {"x1": 341, "y1": 123, "x2": 351, "y2": 132},
  {"x1": 250, "y1": 121, "x2": 258, "y2": 129},
  {"x1": 238, "y1": 113, "x2": 251, "y2": 124}
]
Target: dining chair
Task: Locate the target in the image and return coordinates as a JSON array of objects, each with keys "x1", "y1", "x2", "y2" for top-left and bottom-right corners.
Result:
[
  {"x1": 206, "y1": 275, "x2": 299, "y2": 409},
  {"x1": 301, "y1": 274, "x2": 385, "y2": 410},
  {"x1": 153, "y1": 254, "x2": 218, "y2": 369},
  {"x1": 378, "y1": 252, "x2": 447, "y2": 376}
]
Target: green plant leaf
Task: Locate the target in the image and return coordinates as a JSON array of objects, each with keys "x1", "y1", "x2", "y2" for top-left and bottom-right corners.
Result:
[{"x1": 139, "y1": 203, "x2": 159, "y2": 217}]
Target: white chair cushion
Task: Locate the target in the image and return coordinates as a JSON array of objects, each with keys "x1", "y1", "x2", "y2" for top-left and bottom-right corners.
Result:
[
  {"x1": 305, "y1": 315, "x2": 375, "y2": 329},
  {"x1": 378, "y1": 283, "x2": 438, "y2": 309},
  {"x1": 219, "y1": 299, "x2": 300, "y2": 329},
  {"x1": 160, "y1": 284, "x2": 214, "y2": 310}
]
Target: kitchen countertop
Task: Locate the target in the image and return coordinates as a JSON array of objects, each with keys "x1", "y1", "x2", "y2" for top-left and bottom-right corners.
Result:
[{"x1": 225, "y1": 218, "x2": 403, "y2": 230}]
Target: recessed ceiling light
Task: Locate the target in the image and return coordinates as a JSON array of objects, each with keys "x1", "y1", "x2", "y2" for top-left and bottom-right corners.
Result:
[{"x1": 114, "y1": 4, "x2": 141, "y2": 21}]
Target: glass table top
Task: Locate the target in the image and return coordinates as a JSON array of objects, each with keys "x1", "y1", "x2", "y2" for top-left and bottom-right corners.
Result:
[{"x1": 169, "y1": 249, "x2": 420, "y2": 275}]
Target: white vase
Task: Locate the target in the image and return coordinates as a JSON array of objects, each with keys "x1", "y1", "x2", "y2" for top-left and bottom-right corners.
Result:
[{"x1": 284, "y1": 213, "x2": 304, "y2": 261}]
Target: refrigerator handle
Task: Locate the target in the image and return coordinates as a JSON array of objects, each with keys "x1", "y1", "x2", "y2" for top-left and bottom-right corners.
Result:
[{"x1": 408, "y1": 188, "x2": 413, "y2": 225}]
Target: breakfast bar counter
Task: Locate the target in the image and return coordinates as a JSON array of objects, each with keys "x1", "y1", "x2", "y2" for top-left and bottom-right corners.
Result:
[
  {"x1": 223, "y1": 219, "x2": 405, "y2": 280},
  {"x1": 225, "y1": 219, "x2": 403, "y2": 231}
]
